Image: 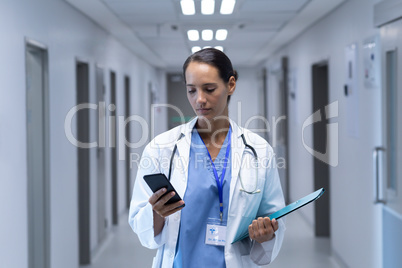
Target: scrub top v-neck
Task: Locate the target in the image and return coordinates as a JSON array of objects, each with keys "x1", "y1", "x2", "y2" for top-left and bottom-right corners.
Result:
[{"x1": 173, "y1": 127, "x2": 232, "y2": 268}]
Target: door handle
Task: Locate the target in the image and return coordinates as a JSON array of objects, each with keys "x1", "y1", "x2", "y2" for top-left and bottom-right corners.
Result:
[{"x1": 373, "y1": 147, "x2": 386, "y2": 204}]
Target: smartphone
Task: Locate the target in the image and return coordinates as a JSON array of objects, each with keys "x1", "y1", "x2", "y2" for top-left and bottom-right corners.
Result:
[{"x1": 143, "y1": 173, "x2": 185, "y2": 208}]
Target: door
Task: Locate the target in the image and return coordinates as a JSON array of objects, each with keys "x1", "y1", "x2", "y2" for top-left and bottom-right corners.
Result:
[
  {"x1": 76, "y1": 61, "x2": 91, "y2": 265},
  {"x1": 125, "y1": 76, "x2": 131, "y2": 209},
  {"x1": 311, "y1": 62, "x2": 330, "y2": 237},
  {"x1": 96, "y1": 66, "x2": 107, "y2": 244},
  {"x1": 167, "y1": 73, "x2": 194, "y2": 129},
  {"x1": 110, "y1": 71, "x2": 118, "y2": 225},
  {"x1": 379, "y1": 18, "x2": 402, "y2": 267},
  {"x1": 261, "y1": 68, "x2": 268, "y2": 141},
  {"x1": 267, "y1": 58, "x2": 290, "y2": 203},
  {"x1": 26, "y1": 42, "x2": 50, "y2": 268}
]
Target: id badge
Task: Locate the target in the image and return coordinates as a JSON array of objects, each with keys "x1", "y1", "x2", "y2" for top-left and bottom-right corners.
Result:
[{"x1": 205, "y1": 218, "x2": 227, "y2": 246}]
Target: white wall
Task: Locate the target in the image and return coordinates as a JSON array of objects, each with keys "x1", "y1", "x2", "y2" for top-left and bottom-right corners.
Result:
[
  {"x1": 229, "y1": 67, "x2": 265, "y2": 131},
  {"x1": 265, "y1": 0, "x2": 383, "y2": 267},
  {"x1": 0, "y1": 0, "x2": 165, "y2": 267}
]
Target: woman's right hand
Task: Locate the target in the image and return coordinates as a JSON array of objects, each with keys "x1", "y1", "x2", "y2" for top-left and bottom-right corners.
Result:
[
  {"x1": 149, "y1": 188, "x2": 185, "y2": 218},
  {"x1": 149, "y1": 188, "x2": 184, "y2": 236}
]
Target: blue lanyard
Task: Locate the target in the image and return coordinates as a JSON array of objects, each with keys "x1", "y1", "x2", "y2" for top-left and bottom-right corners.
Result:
[{"x1": 198, "y1": 127, "x2": 231, "y2": 222}]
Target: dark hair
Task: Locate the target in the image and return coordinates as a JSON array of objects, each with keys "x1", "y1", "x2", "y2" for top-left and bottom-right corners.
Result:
[{"x1": 183, "y1": 48, "x2": 238, "y2": 84}]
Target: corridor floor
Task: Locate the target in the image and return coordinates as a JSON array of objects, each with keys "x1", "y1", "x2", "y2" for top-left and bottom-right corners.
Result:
[{"x1": 82, "y1": 211, "x2": 341, "y2": 268}]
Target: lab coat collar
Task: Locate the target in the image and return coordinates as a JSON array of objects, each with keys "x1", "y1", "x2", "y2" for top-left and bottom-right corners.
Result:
[
  {"x1": 172, "y1": 117, "x2": 197, "y2": 190},
  {"x1": 228, "y1": 119, "x2": 245, "y2": 208},
  {"x1": 179, "y1": 116, "x2": 198, "y2": 137},
  {"x1": 177, "y1": 116, "x2": 243, "y2": 138}
]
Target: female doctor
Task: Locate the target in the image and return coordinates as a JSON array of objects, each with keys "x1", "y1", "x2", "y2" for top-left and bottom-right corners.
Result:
[{"x1": 129, "y1": 48, "x2": 285, "y2": 268}]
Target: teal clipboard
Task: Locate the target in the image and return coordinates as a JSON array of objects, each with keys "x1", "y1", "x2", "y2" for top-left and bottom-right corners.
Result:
[{"x1": 232, "y1": 188, "x2": 325, "y2": 244}]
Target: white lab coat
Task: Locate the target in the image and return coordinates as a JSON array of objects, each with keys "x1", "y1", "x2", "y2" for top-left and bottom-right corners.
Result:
[{"x1": 129, "y1": 117, "x2": 285, "y2": 268}]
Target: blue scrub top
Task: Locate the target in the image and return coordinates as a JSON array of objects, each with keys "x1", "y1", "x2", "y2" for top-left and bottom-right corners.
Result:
[{"x1": 173, "y1": 127, "x2": 232, "y2": 268}]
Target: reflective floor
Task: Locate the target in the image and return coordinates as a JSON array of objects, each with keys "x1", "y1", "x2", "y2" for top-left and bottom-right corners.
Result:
[
  {"x1": 82, "y1": 211, "x2": 341, "y2": 268},
  {"x1": 269, "y1": 213, "x2": 341, "y2": 268}
]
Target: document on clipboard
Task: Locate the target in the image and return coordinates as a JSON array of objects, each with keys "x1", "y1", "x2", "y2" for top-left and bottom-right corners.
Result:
[{"x1": 232, "y1": 188, "x2": 325, "y2": 244}]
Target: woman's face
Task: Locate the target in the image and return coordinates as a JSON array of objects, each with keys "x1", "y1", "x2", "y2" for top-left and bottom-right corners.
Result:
[{"x1": 185, "y1": 61, "x2": 236, "y2": 121}]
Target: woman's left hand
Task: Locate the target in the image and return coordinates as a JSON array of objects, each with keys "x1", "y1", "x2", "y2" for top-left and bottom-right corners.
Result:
[{"x1": 248, "y1": 217, "x2": 278, "y2": 244}]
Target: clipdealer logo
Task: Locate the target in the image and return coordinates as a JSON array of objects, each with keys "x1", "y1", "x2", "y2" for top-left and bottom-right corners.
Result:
[{"x1": 63, "y1": 101, "x2": 338, "y2": 168}]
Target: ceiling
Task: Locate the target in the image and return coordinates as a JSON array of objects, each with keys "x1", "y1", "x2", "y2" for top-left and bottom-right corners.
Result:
[{"x1": 66, "y1": 0, "x2": 346, "y2": 69}]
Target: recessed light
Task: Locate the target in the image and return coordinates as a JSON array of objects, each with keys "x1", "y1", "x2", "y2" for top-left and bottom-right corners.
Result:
[
  {"x1": 220, "y1": 0, "x2": 236, "y2": 15},
  {"x1": 181, "y1": 0, "x2": 195, "y2": 15},
  {"x1": 202, "y1": 30, "x2": 213, "y2": 41},
  {"x1": 201, "y1": 0, "x2": 215, "y2": 15},
  {"x1": 203, "y1": 46, "x2": 212, "y2": 49},
  {"x1": 215, "y1": 29, "x2": 228, "y2": 41},
  {"x1": 192, "y1": 46, "x2": 201, "y2": 53},
  {"x1": 214, "y1": 46, "x2": 224, "y2": 51},
  {"x1": 187, "y1": 30, "x2": 199, "y2": 41}
]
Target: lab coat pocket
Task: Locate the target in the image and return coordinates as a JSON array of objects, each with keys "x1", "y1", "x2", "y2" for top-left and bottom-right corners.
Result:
[
  {"x1": 233, "y1": 161, "x2": 262, "y2": 218},
  {"x1": 238, "y1": 191, "x2": 259, "y2": 218},
  {"x1": 241, "y1": 255, "x2": 254, "y2": 267}
]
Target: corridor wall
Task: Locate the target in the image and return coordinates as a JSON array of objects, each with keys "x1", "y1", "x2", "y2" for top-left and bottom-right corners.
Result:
[
  {"x1": 0, "y1": 0, "x2": 166, "y2": 267},
  {"x1": 264, "y1": 0, "x2": 385, "y2": 267}
]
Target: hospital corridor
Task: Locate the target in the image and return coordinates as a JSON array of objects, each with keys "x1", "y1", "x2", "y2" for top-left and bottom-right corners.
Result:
[{"x1": 1, "y1": 0, "x2": 402, "y2": 268}]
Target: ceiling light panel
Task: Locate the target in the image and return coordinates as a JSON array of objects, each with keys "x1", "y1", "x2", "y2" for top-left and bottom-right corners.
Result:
[
  {"x1": 181, "y1": 0, "x2": 195, "y2": 15},
  {"x1": 187, "y1": 30, "x2": 199, "y2": 41},
  {"x1": 192, "y1": 46, "x2": 201, "y2": 53},
  {"x1": 215, "y1": 29, "x2": 228, "y2": 41},
  {"x1": 220, "y1": 0, "x2": 236, "y2": 15},
  {"x1": 201, "y1": 0, "x2": 215, "y2": 15},
  {"x1": 214, "y1": 46, "x2": 224, "y2": 51},
  {"x1": 240, "y1": 0, "x2": 309, "y2": 13},
  {"x1": 202, "y1": 29, "x2": 213, "y2": 41}
]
